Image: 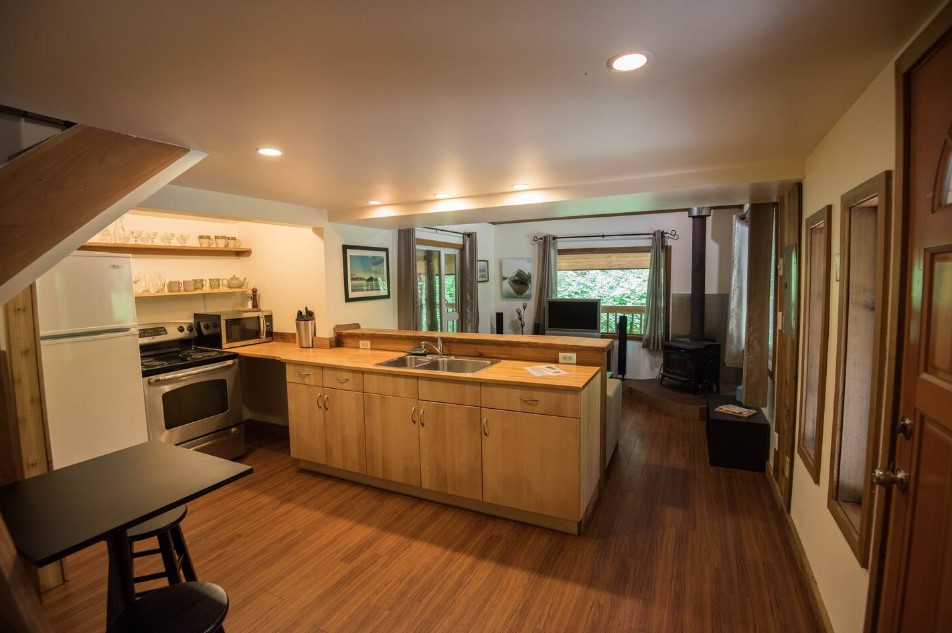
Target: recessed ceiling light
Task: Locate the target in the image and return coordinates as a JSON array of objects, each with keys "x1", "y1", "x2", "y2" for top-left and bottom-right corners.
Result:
[
  {"x1": 257, "y1": 147, "x2": 283, "y2": 157},
  {"x1": 607, "y1": 51, "x2": 649, "y2": 72},
  {"x1": 434, "y1": 193, "x2": 451, "y2": 199},
  {"x1": 367, "y1": 200, "x2": 382, "y2": 205},
  {"x1": 512, "y1": 183, "x2": 530, "y2": 191}
]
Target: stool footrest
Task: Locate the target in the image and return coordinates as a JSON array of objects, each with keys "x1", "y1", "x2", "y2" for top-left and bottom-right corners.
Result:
[
  {"x1": 132, "y1": 548, "x2": 162, "y2": 558},
  {"x1": 133, "y1": 571, "x2": 175, "y2": 584}
]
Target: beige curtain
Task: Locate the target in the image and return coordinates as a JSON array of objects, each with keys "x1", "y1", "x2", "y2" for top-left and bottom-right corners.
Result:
[
  {"x1": 642, "y1": 230, "x2": 667, "y2": 350},
  {"x1": 397, "y1": 228, "x2": 418, "y2": 330},
  {"x1": 459, "y1": 232, "x2": 478, "y2": 332},
  {"x1": 725, "y1": 212, "x2": 749, "y2": 366},
  {"x1": 531, "y1": 235, "x2": 557, "y2": 334}
]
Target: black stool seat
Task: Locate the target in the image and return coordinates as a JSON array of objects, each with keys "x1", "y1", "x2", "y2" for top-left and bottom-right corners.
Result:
[
  {"x1": 128, "y1": 507, "x2": 188, "y2": 540},
  {"x1": 107, "y1": 581, "x2": 228, "y2": 633}
]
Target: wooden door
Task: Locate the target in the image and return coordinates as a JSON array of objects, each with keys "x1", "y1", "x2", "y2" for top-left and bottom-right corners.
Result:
[
  {"x1": 323, "y1": 387, "x2": 366, "y2": 473},
  {"x1": 773, "y1": 183, "x2": 802, "y2": 508},
  {"x1": 364, "y1": 393, "x2": 420, "y2": 486},
  {"x1": 287, "y1": 382, "x2": 326, "y2": 464},
  {"x1": 419, "y1": 401, "x2": 482, "y2": 500},
  {"x1": 481, "y1": 408, "x2": 580, "y2": 520},
  {"x1": 876, "y1": 16, "x2": 952, "y2": 632}
]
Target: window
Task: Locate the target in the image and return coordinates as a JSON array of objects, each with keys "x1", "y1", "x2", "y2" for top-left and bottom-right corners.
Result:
[
  {"x1": 556, "y1": 247, "x2": 667, "y2": 337},
  {"x1": 416, "y1": 245, "x2": 459, "y2": 332}
]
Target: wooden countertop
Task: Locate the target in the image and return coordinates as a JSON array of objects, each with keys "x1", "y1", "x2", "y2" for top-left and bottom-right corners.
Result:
[{"x1": 235, "y1": 342, "x2": 600, "y2": 390}]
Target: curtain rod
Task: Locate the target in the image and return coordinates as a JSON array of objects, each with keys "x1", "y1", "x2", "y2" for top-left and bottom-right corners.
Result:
[
  {"x1": 421, "y1": 226, "x2": 466, "y2": 236},
  {"x1": 531, "y1": 229, "x2": 679, "y2": 243}
]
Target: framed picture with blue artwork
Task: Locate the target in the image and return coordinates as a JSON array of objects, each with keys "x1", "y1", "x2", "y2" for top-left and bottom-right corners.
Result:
[{"x1": 343, "y1": 245, "x2": 390, "y2": 301}]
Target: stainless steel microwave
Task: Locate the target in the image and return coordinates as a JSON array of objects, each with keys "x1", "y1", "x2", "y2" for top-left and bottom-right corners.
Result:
[{"x1": 194, "y1": 310, "x2": 273, "y2": 349}]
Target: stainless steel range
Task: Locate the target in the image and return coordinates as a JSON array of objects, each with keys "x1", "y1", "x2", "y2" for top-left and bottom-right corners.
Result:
[{"x1": 138, "y1": 321, "x2": 245, "y2": 459}]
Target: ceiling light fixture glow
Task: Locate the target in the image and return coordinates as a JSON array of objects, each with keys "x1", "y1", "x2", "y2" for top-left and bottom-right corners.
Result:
[
  {"x1": 512, "y1": 183, "x2": 530, "y2": 190},
  {"x1": 607, "y1": 51, "x2": 649, "y2": 72},
  {"x1": 367, "y1": 200, "x2": 382, "y2": 205},
  {"x1": 257, "y1": 147, "x2": 283, "y2": 157},
  {"x1": 433, "y1": 193, "x2": 451, "y2": 199}
]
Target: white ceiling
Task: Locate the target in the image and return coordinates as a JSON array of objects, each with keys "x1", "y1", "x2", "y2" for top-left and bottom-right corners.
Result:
[{"x1": 0, "y1": 0, "x2": 941, "y2": 226}]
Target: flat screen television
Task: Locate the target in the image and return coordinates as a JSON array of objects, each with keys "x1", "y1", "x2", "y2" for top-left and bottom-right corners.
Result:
[{"x1": 545, "y1": 298, "x2": 602, "y2": 338}]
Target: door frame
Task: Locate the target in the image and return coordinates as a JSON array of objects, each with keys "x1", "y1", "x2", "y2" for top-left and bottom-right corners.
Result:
[{"x1": 865, "y1": 4, "x2": 952, "y2": 630}]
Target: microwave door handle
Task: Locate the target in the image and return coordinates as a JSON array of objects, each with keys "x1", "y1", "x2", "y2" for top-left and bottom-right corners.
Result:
[
  {"x1": 259, "y1": 313, "x2": 266, "y2": 339},
  {"x1": 147, "y1": 360, "x2": 236, "y2": 384}
]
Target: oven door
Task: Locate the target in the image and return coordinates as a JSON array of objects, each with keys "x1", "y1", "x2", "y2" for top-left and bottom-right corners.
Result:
[
  {"x1": 220, "y1": 313, "x2": 270, "y2": 349},
  {"x1": 143, "y1": 359, "x2": 242, "y2": 445}
]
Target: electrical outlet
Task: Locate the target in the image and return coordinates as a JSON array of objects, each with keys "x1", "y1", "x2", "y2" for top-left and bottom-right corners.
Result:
[
  {"x1": 359, "y1": 340, "x2": 371, "y2": 349},
  {"x1": 558, "y1": 352, "x2": 576, "y2": 364}
]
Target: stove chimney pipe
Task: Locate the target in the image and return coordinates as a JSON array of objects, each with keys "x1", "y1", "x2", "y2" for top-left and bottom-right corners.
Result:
[{"x1": 688, "y1": 207, "x2": 712, "y2": 342}]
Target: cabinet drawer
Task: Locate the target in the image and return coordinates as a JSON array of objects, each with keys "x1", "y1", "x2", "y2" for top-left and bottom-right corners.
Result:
[
  {"x1": 364, "y1": 372, "x2": 418, "y2": 398},
  {"x1": 286, "y1": 363, "x2": 322, "y2": 386},
  {"x1": 481, "y1": 384, "x2": 580, "y2": 417},
  {"x1": 419, "y1": 378, "x2": 480, "y2": 406},
  {"x1": 323, "y1": 367, "x2": 363, "y2": 391}
]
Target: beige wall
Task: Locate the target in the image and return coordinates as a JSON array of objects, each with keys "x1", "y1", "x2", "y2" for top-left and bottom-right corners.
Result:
[{"x1": 791, "y1": 64, "x2": 896, "y2": 633}]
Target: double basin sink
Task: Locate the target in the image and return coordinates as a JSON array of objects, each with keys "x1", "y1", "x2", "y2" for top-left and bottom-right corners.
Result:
[{"x1": 375, "y1": 354, "x2": 500, "y2": 374}]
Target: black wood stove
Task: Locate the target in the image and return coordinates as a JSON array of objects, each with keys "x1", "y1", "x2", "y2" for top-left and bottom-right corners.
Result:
[{"x1": 659, "y1": 207, "x2": 721, "y2": 393}]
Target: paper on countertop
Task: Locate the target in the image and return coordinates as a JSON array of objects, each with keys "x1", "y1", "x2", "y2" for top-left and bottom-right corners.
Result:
[{"x1": 524, "y1": 364, "x2": 568, "y2": 377}]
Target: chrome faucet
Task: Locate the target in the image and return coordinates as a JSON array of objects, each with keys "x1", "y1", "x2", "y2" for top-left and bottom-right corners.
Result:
[{"x1": 421, "y1": 338, "x2": 444, "y2": 357}]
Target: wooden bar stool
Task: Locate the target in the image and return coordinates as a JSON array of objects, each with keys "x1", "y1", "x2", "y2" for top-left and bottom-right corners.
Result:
[
  {"x1": 107, "y1": 581, "x2": 228, "y2": 633},
  {"x1": 126, "y1": 506, "x2": 197, "y2": 596}
]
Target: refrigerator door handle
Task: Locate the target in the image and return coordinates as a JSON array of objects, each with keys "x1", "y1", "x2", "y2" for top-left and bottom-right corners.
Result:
[{"x1": 40, "y1": 329, "x2": 138, "y2": 344}]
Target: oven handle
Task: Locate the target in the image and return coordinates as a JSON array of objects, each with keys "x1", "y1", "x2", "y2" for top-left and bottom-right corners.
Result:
[{"x1": 147, "y1": 360, "x2": 237, "y2": 384}]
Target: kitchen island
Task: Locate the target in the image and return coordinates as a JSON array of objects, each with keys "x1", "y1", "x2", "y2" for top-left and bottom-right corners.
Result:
[{"x1": 236, "y1": 332, "x2": 609, "y2": 534}]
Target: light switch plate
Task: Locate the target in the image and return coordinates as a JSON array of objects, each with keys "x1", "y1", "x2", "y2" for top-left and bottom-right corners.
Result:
[
  {"x1": 359, "y1": 340, "x2": 371, "y2": 349},
  {"x1": 558, "y1": 352, "x2": 576, "y2": 364}
]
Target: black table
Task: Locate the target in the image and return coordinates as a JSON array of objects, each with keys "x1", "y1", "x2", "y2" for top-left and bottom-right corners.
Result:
[
  {"x1": 0, "y1": 441, "x2": 252, "y2": 624},
  {"x1": 706, "y1": 394, "x2": 770, "y2": 471}
]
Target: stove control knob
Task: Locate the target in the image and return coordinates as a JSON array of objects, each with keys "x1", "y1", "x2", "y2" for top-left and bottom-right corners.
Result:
[
  {"x1": 177, "y1": 325, "x2": 185, "y2": 333},
  {"x1": 187, "y1": 325, "x2": 194, "y2": 332}
]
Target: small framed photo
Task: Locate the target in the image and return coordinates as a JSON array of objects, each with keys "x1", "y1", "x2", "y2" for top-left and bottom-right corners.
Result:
[
  {"x1": 343, "y1": 245, "x2": 391, "y2": 302},
  {"x1": 477, "y1": 259, "x2": 490, "y2": 283}
]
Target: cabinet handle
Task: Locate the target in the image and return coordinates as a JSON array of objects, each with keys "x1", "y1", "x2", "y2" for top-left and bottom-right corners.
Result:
[
  {"x1": 298, "y1": 371, "x2": 311, "y2": 377},
  {"x1": 316, "y1": 394, "x2": 324, "y2": 408},
  {"x1": 482, "y1": 417, "x2": 488, "y2": 436},
  {"x1": 519, "y1": 397, "x2": 540, "y2": 404},
  {"x1": 420, "y1": 409, "x2": 426, "y2": 428},
  {"x1": 411, "y1": 406, "x2": 417, "y2": 424},
  {"x1": 336, "y1": 377, "x2": 350, "y2": 384},
  {"x1": 324, "y1": 394, "x2": 330, "y2": 410}
]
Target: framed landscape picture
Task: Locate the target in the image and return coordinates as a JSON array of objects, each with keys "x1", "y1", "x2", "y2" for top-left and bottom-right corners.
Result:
[
  {"x1": 500, "y1": 257, "x2": 532, "y2": 299},
  {"x1": 477, "y1": 259, "x2": 490, "y2": 282},
  {"x1": 343, "y1": 245, "x2": 390, "y2": 302}
]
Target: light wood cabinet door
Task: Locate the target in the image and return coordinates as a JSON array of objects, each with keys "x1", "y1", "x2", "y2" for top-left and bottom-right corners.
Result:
[
  {"x1": 287, "y1": 382, "x2": 326, "y2": 464},
  {"x1": 323, "y1": 387, "x2": 366, "y2": 473},
  {"x1": 286, "y1": 363, "x2": 322, "y2": 386},
  {"x1": 481, "y1": 408, "x2": 580, "y2": 520},
  {"x1": 364, "y1": 393, "x2": 421, "y2": 486},
  {"x1": 419, "y1": 401, "x2": 482, "y2": 500},
  {"x1": 481, "y1": 384, "x2": 580, "y2": 417}
]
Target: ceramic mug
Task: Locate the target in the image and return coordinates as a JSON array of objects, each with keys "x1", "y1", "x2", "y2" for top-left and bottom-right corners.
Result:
[
  {"x1": 183, "y1": 279, "x2": 196, "y2": 292},
  {"x1": 209, "y1": 278, "x2": 221, "y2": 290},
  {"x1": 167, "y1": 280, "x2": 183, "y2": 292},
  {"x1": 214, "y1": 235, "x2": 228, "y2": 247},
  {"x1": 192, "y1": 278, "x2": 206, "y2": 290}
]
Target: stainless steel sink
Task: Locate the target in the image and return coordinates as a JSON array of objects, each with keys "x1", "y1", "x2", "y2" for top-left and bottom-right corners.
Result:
[
  {"x1": 374, "y1": 355, "x2": 499, "y2": 374},
  {"x1": 418, "y1": 357, "x2": 498, "y2": 374},
  {"x1": 375, "y1": 355, "x2": 438, "y2": 369}
]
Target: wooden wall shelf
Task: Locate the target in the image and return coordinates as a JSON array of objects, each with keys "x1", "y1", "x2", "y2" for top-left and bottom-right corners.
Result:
[
  {"x1": 135, "y1": 288, "x2": 249, "y2": 299},
  {"x1": 78, "y1": 242, "x2": 252, "y2": 257}
]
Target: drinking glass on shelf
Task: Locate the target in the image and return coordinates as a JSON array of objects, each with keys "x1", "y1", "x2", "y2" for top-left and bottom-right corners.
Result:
[
  {"x1": 176, "y1": 233, "x2": 190, "y2": 246},
  {"x1": 159, "y1": 232, "x2": 174, "y2": 245},
  {"x1": 113, "y1": 219, "x2": 129, "y2": 244},
  {"x1": 132, "y1": 272, "x2": 148, "y2": 294},
  {"x1": 149, "y1": 271, "x2": 166, "y2": 293},
  {"x1": 97, "y1": 228, "x2": 114, "y2": 243},
  {"x1": 130, "y1": 229, "x2": 143, "y2": 244},
  {"x1": 145, "y1": 231, "x2": 158, "y2": 244}
]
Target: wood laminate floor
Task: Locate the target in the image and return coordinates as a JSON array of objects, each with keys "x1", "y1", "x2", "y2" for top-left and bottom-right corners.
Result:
[{"x1": 41, "y1": 398, "x2": 821, "y2": 632}]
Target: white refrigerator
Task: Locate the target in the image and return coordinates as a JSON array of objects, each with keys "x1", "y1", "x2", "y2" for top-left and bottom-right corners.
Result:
[{"x1": 35, "y1": 252, "x2": 149, "y2": 468}]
